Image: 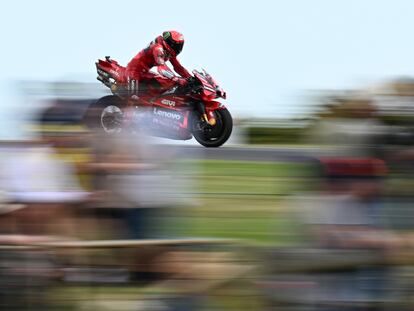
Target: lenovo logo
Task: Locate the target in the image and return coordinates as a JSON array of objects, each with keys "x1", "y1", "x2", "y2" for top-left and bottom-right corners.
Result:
[{"x1": 153, "y1": 107, "x2": 182, "y2": 121}]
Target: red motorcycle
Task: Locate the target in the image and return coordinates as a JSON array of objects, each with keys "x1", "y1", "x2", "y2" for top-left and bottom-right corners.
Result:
[{"x1": 86, "y1": 56, "x2": 232, "y2": 147}]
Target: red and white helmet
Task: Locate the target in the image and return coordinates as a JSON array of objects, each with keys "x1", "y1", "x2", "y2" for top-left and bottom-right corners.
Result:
[{"x1": 161, "y1": 30, "x2": 185, "y2": 56}]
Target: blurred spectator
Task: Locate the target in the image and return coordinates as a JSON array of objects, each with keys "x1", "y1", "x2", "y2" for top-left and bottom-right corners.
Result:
[
  {"x1": 308, "y1": 96, "x2": 387, "y2": 158},
  {"x1": 85, "y1": 116, "x2": 182, "y2": 283},
  {"x1": 87, "y1": 127, "x2": 177, "y2": 239},
  {"x1": 0, "y1": 140, "x2": 87, "y2": 236},
  {"x1": 295, "y1": 158, "x2": 403, "y2": 310},
  {"x1": 303, "y1": 158, "x2": 393, "y2": 248},
  {"x1": 0, "y1": 139, "x2": 88, "y2": 310}
]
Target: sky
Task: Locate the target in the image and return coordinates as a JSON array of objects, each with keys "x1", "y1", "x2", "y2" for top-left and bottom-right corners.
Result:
[{"x1": 1, "y1": 0, "x2": 414, "y2": 137}]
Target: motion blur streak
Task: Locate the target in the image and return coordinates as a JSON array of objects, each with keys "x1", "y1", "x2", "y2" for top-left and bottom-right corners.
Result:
[{"x1": 3, "y1": 78, "x2": 414, "y2": 310}]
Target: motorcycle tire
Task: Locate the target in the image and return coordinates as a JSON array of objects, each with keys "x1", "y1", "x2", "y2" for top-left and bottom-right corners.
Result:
[
  {"x1": 192, "y1": 108, "x2": 233, "y2": 147},
  {"x1": 84, "y1": 95, "x2": 126, "y2": 134}
]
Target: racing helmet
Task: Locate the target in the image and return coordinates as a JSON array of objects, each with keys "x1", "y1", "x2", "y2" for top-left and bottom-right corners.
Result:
[{"x1": 161, "y1": 30, "x2": 185, "y2": 56}]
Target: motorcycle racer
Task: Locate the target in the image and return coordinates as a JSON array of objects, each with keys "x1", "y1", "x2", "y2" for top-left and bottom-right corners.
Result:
[
  {"x1": 125, "y1": 30, "x2": 192, "y2": 96},
  {"x1": 94, "y1": 49, "x2": 233, "y2": 147}
]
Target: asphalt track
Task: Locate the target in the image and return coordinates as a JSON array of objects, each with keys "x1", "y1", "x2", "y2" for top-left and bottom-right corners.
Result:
[{"x1": 170, "y1": 145, "x2": 336, "y2": 162}]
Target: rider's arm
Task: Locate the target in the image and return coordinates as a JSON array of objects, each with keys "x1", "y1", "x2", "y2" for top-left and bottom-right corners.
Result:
[
  {"x1": 170, "y1": 56, "x2": 191, "y2": 79},
  {"x1": 157, "y1": 64, "x2": 176, "y2": 79},
  {"x1": 153, "y1": 45, "x2": 166, "y2": 66},
  {"x1": 154, "y1": 64, "x2": 186, "y2": 86}
]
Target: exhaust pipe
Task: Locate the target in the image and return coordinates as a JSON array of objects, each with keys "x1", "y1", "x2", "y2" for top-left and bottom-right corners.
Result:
[{"x1": 97, "y1": 76, "x2": 111, "y2": 88}]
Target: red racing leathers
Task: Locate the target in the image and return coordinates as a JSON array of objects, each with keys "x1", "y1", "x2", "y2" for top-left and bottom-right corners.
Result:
[{"x1": 125, "y1": 36, "x2": 191, "y2": 93}]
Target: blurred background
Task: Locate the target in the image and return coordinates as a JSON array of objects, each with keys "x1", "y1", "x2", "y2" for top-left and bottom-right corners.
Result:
[{"x1": 3, "y1": 0, "x2": 414, "y2": 310}]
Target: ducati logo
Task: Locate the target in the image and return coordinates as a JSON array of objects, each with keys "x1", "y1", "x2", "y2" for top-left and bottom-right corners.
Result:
[
  {"x1": 161, "y1": 99, "x2": 176, "y2": 107},
  {"x1": 109, "y1": 69, "x2": 119, "y2": 78}
]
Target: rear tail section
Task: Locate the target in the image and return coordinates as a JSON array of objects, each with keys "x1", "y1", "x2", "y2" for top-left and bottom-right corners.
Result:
[{"x1": 96, "y1": 56, "x2": 126, "y2": 91}]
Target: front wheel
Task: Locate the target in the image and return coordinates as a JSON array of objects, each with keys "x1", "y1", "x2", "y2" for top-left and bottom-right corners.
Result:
[{"x1": 192, "y1": 108, "x2": 233, "y2": 147}]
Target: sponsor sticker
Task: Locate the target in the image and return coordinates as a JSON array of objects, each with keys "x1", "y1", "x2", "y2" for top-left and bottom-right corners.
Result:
[
  {"x1": 109, "y1": 69, "x2": 120, "y2": 78},
  {"x1": 153, "y1": 107, "x2": 183, "y2": 122},
  {"x1": 161, "y1": 99, "x2": 176, "y2": 107}
]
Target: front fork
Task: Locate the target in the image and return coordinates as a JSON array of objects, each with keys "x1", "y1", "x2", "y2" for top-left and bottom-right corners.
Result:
[{"x1": 195, "y1": 102, "x2": 216, "y2": 126}]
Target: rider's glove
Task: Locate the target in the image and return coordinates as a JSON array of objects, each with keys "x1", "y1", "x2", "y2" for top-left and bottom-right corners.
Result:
[{"x1": 172, "y1": 76, "x2": 187, "y2": 86}]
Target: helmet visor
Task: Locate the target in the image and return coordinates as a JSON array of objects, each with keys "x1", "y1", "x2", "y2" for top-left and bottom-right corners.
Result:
[{"x1": 165, "y1": 36, "x2": 184, "y2": 55}]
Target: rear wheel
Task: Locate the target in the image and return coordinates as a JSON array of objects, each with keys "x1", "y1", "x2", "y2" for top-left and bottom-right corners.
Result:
[
  {"x1": 192, "y1": 108, "x2": 233, "y2": 147},
  {"x1": 84, "y1": 95, "x2": 126, "y2": 134}
]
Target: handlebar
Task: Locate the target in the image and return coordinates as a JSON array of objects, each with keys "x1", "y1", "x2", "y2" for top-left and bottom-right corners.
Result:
[{"x1": 173, "y1": 76, "x2": 199, "y2": 94}]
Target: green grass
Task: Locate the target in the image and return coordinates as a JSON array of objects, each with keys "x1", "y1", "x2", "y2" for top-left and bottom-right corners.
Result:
[
  {"x1": 164, "y1": 160, "x2": 310, "y2": 245},
  {"x1": 52, "y1": 160, "x2": 309, "y2": 308}
]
